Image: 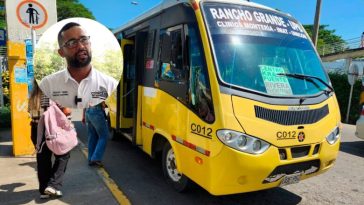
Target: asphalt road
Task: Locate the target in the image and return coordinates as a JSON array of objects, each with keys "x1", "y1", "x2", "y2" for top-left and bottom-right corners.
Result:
[{"x1": 75, "y1": 122, "x2": 364, "y2": 205}]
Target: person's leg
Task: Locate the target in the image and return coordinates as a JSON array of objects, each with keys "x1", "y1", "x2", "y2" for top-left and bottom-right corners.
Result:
[
  {"x1": 86, "y1": 109, "x2": 98, "y2": 163},
  {"x1": 30, "y1": 122, "x2": 38, "y2": 147},
  {"x1": 88, "y1": 108, "x2": 109, "y2": 162},
  {"x1": 36, "y1": 143, "x2": 52, "y2": 195},
  {"x1": 46, "y1": 152, "x2": 70, "y2": 194}
]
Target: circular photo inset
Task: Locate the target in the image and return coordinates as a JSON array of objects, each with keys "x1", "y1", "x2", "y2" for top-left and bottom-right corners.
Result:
[{"x1": 34, "y1": 17, "x2": 122, "y2": 108}]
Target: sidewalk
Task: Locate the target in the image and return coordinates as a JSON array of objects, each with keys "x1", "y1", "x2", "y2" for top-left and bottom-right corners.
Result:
[{"x1": 0, "y1": 128, "x2": 119, "y2": 205}]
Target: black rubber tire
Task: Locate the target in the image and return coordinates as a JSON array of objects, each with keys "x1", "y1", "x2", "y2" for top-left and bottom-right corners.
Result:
[{"x1": 162, "y1": 142, "x2": 189, "y2": 192}]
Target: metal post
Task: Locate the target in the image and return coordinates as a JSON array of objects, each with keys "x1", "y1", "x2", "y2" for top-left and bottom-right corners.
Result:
[
  {"x1": 346, "y1": 58, "x2": 353, "y2": 123},
  {"x1": 312, "y1": 0, "x2": 322, "y2": 47},
  {"x1": 346, "y1": 84, "x2": 354, "y2": 123},
  {"x1": 31, "y1": 26, "x2": 36, "y2": 48}
]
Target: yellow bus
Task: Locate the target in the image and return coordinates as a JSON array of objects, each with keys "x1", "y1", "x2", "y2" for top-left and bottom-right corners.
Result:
[{"x1": 109, "y1": 0, "x2": 341, "y2": 195}]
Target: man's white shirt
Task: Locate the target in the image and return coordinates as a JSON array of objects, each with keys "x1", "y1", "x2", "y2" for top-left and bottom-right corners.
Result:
[{"x1": 39, "y1": 67, "x2": 118, "y2": 108}]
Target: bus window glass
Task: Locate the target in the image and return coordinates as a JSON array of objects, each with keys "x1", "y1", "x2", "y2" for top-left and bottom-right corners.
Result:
[
  {"x1": 188, "y1": 24, "x2": 214, "y2": 122},
  {"x1": 202, "y1": 3, "x2": 329, "y2": 96},
  {"x1": 159, "y1": 28, "x2": 185, "y2": 81}
]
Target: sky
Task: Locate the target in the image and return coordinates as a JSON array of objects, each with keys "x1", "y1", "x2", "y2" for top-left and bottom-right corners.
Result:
[{"x1": 79, "y1": 0, "x2": 364, "y2": 41}]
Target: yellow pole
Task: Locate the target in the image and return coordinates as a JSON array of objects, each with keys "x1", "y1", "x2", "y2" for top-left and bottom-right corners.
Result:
[{"x1": 8, "y1": 41, "x2": 33, "y2": 156}]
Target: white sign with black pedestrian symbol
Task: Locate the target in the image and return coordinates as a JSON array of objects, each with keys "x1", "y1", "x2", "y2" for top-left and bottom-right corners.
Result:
[
  {"x1": 16, "y1": 0, "x2": 48, "y2": 29},
  {"x1": 6, "y1": 0, "x2": 56, "y2": 42}
]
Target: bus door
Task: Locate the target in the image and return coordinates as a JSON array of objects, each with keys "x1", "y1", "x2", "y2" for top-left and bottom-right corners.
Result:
[
  {"x1": 119, "y1": 39, "x2": 135, "y2": 137},
  {"x1": 121, "y1": 32, "x2": 148, "y2": 144},
  {"x1": 134, "y1": 31, "x2": 149, "y2": 145}
]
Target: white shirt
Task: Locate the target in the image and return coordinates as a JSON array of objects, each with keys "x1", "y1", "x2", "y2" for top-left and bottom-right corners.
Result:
[{"x1": 39, "y1": 67, "x2": 118, "y2": 108}]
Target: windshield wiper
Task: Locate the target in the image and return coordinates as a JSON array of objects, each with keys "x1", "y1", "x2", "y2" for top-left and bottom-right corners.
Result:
[{"x1": 277, "y1": 73, "x2": 334, "y2": 94}]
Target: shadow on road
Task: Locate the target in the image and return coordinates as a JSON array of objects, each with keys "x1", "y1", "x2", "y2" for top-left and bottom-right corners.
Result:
[
  {"x1": 0, "y1": 144, "x2": 12, "y2": 157},
  {"x1": 340, "y1": 141, "x2": 364, "y2": 158},
  {"x1": 209, "y1": 188, "x2": 302, "y2": 205},
  {"x1": 19, "y1": 161, "x2": 37, "y2": 171},
  {"x1": 0, "y1": 128, "x2": 12, "y2": 157},
  {"x1": 74, "y1": 121, "x2": 302, "y2": 205},
  {"x1": 0, "y1": 183, "x2": 41, "y2": 205},
  {"x1": 0, "y1": 128, "x2": 11, "y2": 142}
]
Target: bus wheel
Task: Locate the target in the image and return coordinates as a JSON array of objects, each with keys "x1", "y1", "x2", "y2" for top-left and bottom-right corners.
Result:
[{"x1": 162, "y1": 142, "x2": 189, "y2": 192}]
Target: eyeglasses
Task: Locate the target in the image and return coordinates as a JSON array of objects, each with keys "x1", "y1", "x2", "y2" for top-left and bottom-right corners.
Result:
[{"x1": 62, "y1": 36, "x2": 90, "y2": 48}]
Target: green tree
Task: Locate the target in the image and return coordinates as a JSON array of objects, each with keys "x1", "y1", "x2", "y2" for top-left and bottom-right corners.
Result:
[
  {"x1": 303, "y1": 25, "x2": 346, "y2": 55},
  {"x1": 329, "y1": 72, "x2": 361, "y2": 124},
  {"x1": 1, "y1": 69, "x2": 9, "y2": 105},
  {"x1": 57, "y1": 0, "x2": 95, "y2": 21},
  {"x1": 0, "y1": 1, "x2": 5, "y2": 29},
  {"x1": 92, "y1": 50, "x2": 123, "y2": 80},
  {"x1": 34, "y1": 42, "x2": 64, "y2": 80}
]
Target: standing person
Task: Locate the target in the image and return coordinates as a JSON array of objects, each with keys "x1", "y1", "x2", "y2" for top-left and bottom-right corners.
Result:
[
  {"x1": 28, "y1": 81, "x2": 71, "y2": 199},
  {"x1": 39, "y1": 22, "x2": 118, "y2": 108},
  {"x1": 82, "y1": 101, "x2": 109, "y2": 167},
  {"x1": 39, "y1": 22, "x2": 117, "y2": 168}
]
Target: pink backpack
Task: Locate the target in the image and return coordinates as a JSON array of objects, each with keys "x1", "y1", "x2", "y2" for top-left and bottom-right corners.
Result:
[{"x1": 43, "y1": 101, "x2": 78, "y2": 155}]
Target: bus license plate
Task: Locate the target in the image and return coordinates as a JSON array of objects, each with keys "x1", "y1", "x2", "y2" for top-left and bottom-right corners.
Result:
[{"x1": 280, "y1": 174, "x2": 301, "y2": 187}]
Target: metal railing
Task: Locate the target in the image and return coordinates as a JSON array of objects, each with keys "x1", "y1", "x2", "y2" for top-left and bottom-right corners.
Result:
[{"x1": 318, "y1": 36, "x2": 363, "y2": 56}]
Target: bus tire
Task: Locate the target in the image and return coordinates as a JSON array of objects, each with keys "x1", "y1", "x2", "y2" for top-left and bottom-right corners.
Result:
[{"x1": 162, "y1": 142, "x2": 189, "y2": 192}]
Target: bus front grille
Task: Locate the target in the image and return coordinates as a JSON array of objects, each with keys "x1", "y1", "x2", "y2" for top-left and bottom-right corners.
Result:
[
  {"x1": 291, "y1": 146, "x2": 310, "y2": 158},
  {"x1": 255, "y1": 105, "x2": 329, "y2": 125},
  {"x1": 263, "y1": 159, "x2": 320, "y2": 183}
]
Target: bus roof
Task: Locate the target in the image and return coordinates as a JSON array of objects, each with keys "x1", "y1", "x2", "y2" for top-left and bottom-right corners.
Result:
[
  {"x1": 113, "y1": 0, "x2": 189, "y2": 35},
  {"x1": 113, "y1": 0, "x2": 289, "y2": 36}
]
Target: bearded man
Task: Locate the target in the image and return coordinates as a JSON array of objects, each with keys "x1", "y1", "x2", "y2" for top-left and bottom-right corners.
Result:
[{"x1": 39, "y1": 22, "x2": 118, "y2": 108}]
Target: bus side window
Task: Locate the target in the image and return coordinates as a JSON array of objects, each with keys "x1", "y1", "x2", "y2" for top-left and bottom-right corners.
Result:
[
  {"x1": 159, "y1": 28, "x2": 184, "y2": 81},
  {"x1": 188, "y1": 24, "x2": 214, "y2": 123}
]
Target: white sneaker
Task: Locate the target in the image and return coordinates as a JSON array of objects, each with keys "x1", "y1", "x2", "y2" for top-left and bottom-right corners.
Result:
[{"x1": 44, "y1": 186, "x2": 63, "y2": 197}]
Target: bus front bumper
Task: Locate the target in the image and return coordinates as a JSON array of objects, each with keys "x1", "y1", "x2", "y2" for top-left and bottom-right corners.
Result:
[{"x1": 205, "y1": 139, "x2": 340, "y2": 195}]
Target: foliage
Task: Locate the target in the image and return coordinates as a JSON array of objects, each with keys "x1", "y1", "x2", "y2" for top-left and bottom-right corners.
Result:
[
  {"x1": 0, "y1": 106, "x2": 11, "y2": 128},
  {"x1": 329, "y1": 72, "x2": 361, "y2": 124},
  {"x1": 1, "y1": 69, "x2": 9, "y2": 95},
  {"x1": 0, "y1": 13, "x2": 5, "y2": 29},
  {"x1": 1, "y1": 70, "x2": 9, "y2": 105},
  {"x1": 92, "y1": 50, "x2": 123, "y2": 80},
  {"x1": 57, "y1": 0, "x2": 95, "y2": 21},
  {"x1": 34, "y1": 42, "x2": 65, "y2": 80},
  {"x1": 0, "y1": 1, "x2": 5, "y2": 29},
  {"x1": 303, "y1": 25, "x2": 346, "y2": 55}
]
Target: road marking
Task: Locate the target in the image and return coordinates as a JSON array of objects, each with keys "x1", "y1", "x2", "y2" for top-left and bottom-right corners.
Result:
[{"x1": 78, "y1": 141, "x2": 131, "y2": 205}]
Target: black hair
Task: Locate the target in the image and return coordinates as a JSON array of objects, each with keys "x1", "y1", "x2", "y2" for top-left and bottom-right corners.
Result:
[{"x1": 57, "y1": 22, "x2": 81, "y2": 47}]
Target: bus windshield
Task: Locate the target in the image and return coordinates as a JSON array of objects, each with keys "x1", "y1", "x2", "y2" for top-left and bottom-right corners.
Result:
[{"x1": 202, "y1": 3, "x2": 329, "y2": 96}]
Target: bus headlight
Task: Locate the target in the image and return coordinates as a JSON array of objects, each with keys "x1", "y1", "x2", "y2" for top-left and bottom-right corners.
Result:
[
  {"x1": 217, "y1": 130, "x2": 270, "y2": 154},
  {"x1": 326, "y1": 126, "x2": 340, "y2": 145}
]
